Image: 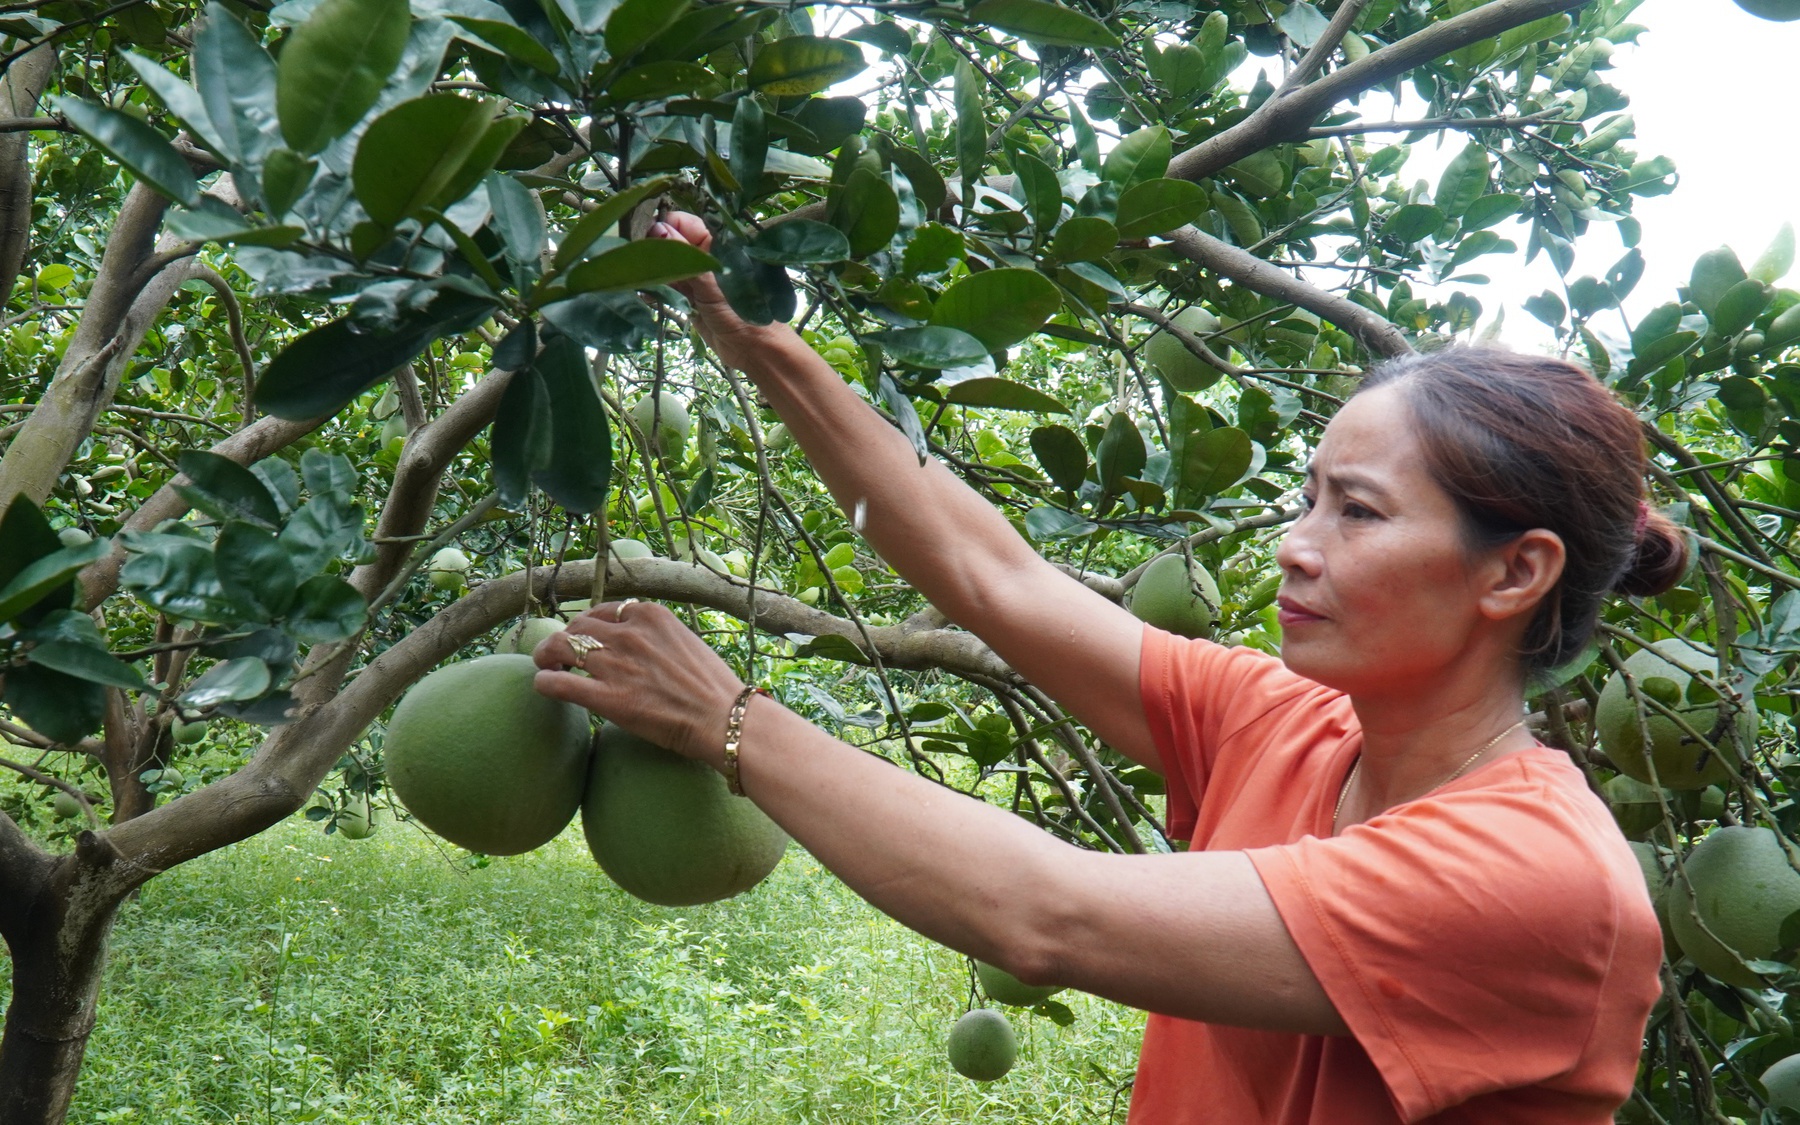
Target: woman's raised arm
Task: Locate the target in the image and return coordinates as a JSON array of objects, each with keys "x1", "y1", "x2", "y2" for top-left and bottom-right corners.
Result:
[{"x1": 655, "y1": 214, "x2": 1159, "y2": 770}]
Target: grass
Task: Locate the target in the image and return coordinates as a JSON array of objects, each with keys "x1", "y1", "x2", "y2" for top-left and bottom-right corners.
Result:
[{"x1": 6, "y1": 816, "x2": 1146, "y2": 1124}]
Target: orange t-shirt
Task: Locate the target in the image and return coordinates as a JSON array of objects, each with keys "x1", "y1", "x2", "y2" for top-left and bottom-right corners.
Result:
[{"x1": 1128, "y1": 629, "x2": 1662, "y2": 1125}]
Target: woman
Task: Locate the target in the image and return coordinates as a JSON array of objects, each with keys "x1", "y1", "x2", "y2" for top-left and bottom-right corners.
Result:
[{"x1": 533, "y1": 212, "x2": 1676, "y2": 1123}]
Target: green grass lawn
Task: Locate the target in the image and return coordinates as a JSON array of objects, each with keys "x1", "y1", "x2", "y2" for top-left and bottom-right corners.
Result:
[{"x1": 12, "y1": 816, "x2": 1146, "y2": 1124}]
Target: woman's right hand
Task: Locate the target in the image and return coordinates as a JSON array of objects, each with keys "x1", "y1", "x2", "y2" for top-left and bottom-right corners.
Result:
[{"x1": 650, "y1": 212, "x2": 794, "y2": 373}]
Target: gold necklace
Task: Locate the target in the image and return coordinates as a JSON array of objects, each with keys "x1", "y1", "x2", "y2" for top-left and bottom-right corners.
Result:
[{"x1": 1333, "y1": 719, "x2": 1525, "y2": 831}]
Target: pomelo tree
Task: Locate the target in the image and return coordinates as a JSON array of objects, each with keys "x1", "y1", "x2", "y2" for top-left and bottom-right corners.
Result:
[{"x1": 1, "y1": 0, "x2": 1796, "y2": 1120}]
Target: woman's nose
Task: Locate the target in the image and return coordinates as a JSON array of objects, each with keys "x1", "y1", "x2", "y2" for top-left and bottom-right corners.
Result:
[{"x1": 1275, "y1": 510, "x2": 1323, "y2": 577}]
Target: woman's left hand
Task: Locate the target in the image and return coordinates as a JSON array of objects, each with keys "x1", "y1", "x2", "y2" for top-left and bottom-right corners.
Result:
[{"x1": 530, "y1": 600, "x2": 745, "y2": 766}]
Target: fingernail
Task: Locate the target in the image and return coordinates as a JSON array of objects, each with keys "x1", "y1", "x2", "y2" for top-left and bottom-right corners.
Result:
[{"x1": 650, "y1": 221, "x2": 673, "y2": 238}]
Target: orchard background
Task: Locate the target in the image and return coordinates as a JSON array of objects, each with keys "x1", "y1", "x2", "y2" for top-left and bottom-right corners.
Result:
[{"x1": 1, "y1": 0, "x2": 1798, "y2": 1120}]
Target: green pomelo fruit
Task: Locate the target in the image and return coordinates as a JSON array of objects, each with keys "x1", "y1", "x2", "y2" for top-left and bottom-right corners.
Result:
[
  {"x1": 499, "y1": 617, "x2": 565, "y2": 655},
  {"x1": 582, "y1": 722, "x2": 788, "y2": 907},
  {"x1": 1603, "y1": 775, "x2": 1665, "y2": 840},
  {"x1": 57, "y1": 527, "x2": 92, "y2": 548},
  {"x1": 51, "y1": 791, "x2": 82, "y2": 819},
  {"x1": 947, "y1": 1009, "x2": 1017, "y2": 1082},
  {"x1": 385, "y1": 654, "x2": 592, "y2": 855},
  {"x1": 608, "y1": 538, "x2": 654, "y2": 560},
  {"x1": 1763, "y1": 1053, "x2": 1800, "y2": 1111},
  {"x1": 1129, "y1": 554, "x2": 1220, "y2": 640},
  {"x1": 1736, "y1": 0, "x2": 1800, "y2": 20},
  {"x1": 1667, "y1": 826, "x2": 1800, "y2": 988},
  {"x1": 429, "y1": 547, "x2": 471, "y2": 591},
  {"x1": 336, "y1": 798, "x2": 376, "y2": 840},
  {"x1": 671, "y1": 538, "x2": 728, "y2": 572},
  {"x1": 1143, "y1": 307, "x2": 1224, "y2": 393},
  {"x1": 1595, "y1": 638, "x2": 1756, "y2": 790},
  {"x1": 172, "y1": 717, "x2": 208, "y2": 745},
  {"x1": 975, "y1": 960, "x2": 1064, "y2": 1007},
  {"x1": 379, "y1": 416, "x2": 407, "y2": 446},
  {"x1": 630, "y1": 392, "x2": 691, "y2": 458},
  {"x1": 765, "y1": 423, "x2": 792, "y2": 450}
]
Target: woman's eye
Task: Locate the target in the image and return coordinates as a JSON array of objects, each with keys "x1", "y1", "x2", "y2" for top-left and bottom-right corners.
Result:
[
  {"x1": 1342, "y1": 502, "x2": 1375, "y2": 520},
  {"x1": 1300, "y1": 493, "x2": 1317, "y2": 510}
]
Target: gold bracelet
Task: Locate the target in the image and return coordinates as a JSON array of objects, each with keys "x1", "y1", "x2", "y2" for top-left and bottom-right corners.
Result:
[{"x1": 722, "y1": 685, "x2": 769, "y2": 798}]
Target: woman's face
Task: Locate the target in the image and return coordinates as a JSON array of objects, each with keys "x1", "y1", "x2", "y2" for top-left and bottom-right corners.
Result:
[{"x1": 1273, "y1": 383, "x2": 1498, "y2": 696}]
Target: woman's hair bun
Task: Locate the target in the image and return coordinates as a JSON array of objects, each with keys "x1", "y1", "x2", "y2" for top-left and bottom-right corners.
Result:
[{"x1": 1613, "y1": 507, "x2": 1690, "y2": 598}]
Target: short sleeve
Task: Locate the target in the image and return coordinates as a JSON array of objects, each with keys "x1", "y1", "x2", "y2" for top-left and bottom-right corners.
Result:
[
  {"x1": 1138, "y1": 627, "x2": 1337, "y2": 841},
  {"x1": 1247, "y1": 777, "x2": 1644, "y2": 1121}
]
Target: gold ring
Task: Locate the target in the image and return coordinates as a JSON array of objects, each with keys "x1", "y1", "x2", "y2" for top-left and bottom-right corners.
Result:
[
  {"x1": 616, "y1": 598, "x2": 639, "y2": 622},
  {"x1": 565, "y1": 633, "x2": 604, "y2": 659}
]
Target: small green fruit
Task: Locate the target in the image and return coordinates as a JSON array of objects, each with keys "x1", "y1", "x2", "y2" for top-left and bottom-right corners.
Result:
[
  {"x1": 1735, "y1": 0, "x2": 1800, "y2": 20},
  {"x1": 1143, "y1": 307, "x2": 1224, "y2": 392},
  {"x1": 975, "y1": 960, "x2": 1064, "y2": 1007},
  {"x1": 57, "y1": 527, "x2": 92, "y2": 549},
  {"x1": 1129, "y1": 554, "x2": 1220, "y2": 640},
  {"x1": 1601, "y1": 774, "x2": 1664, "y2": 840},
  {"x1": 498, "y1": 617, "x2": 565, "y2": 655},
  {"x1": 172, "y1": 717, "x2": 208, "y2": 745},
  {"x1": 429, "y1": 547, "x2": 471, "y2": 591},
  {"x1": 51, "y1": 791, "x2": 82, "y2": 819},
  {"x1": 947, "y1": 1009, "x2": 1017, "y2": 1082},
  {"x1": 582, "y1": 722, "x2": 789, "y2": 906},
  {"x1": 336, "y1": 797, "x2": 376, "y2": 839},
  {"x1": 630, "y1": 392, "x2": 691, "y2": 459},
  {"x1": 608, "y1": 538, "x2": 654, "y2": 561}
]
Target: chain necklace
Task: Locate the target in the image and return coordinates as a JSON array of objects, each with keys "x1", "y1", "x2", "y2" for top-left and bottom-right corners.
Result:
[{"x1": 1333, "y1": 719, "x2": 1526, "y2": 831}]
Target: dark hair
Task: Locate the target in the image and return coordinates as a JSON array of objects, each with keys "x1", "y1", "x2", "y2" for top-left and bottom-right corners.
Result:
[{"x1": 1355, "y1": 346, "x2": 1689, "y2": 674}]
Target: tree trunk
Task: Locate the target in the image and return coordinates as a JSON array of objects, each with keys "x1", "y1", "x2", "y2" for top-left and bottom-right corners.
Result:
[
  {"x1": 0, "y1": 836, "x2": 128, "y2": 1125},
  {"x1": 0, "y1": 43, "x2": 54, "y2": 307}
]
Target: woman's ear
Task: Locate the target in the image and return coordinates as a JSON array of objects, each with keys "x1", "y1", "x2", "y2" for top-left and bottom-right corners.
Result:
[{"x1": 1479, "y1": 529, "x2": 1566, "y2": 622}]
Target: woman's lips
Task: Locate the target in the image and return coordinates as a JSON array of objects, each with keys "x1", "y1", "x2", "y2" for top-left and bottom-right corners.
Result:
[{"x1": 1276, "y1": 597, "x2": 1327, "y2": 628}]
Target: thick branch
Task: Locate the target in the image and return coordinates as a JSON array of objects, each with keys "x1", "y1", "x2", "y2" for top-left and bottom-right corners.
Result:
[
  {"x1": 0, "y1": 806, "x2": 52, "y2": 942},
  {"x1": 1168, "y1": 0, "x2": 1587, "y2": 183},
  {"x1": 98, "y1": 556, "x2": 1020, "y2": 887},
  {"x1": 0, "y1": 43, "x2": 53, "y2": 305},
  {"x1": 1280, "y1": 0, "x2": 1373, "y2": 92},
  {"x1": 1165, "y1": 227, "x2": 1412, "y2": 358}
]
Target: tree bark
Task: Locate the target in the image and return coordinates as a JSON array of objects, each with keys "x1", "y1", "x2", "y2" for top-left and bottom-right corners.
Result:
[{"x1": 0, "y1": 43, "x2": 53, "y2": 307}]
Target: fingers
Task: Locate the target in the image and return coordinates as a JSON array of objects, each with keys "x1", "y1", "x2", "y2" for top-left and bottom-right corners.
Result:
[
  {"x1": 651, "y1": 211, "x2": 712, "y2": 251},
  {"x1": 533, "y1": 668, "x2": 611, "y2": 709}
]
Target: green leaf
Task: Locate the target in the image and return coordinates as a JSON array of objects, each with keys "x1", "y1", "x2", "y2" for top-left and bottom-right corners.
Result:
[
  {"x1": 1030, "y1": 425, "x2": 1088, "y2": 492},
  {"x1": 550, "y1": 177, "x2": 671, "y2": 273},
  {"x1": 1096, "y1": 411, "x2": 1145, "y2": 493},
  {"x1": 26, "y1": 640, "x2": 149, "y2": 691},
  {"x1": 450, "y1": 16, "x2": 559, "y2": 74},
  {"x1": 255, "y1": 290, "x2": 495, "y2": 420},
  {"x1": 195, "y1": 3, "x2": 279, "y2": 166},
  {"x1": 606, "y1": 0, "x2": 691, "y2": 59},
  {"x1": 1179, "y1": 426, "x2": 1252, "y2": 497},
  {"x1": 1051, "y1": 215, "x2": 1117, "y2": 262},
  {"x1": 0, "y1": 498, "x2": 74, "y2": 628},
  {"x1": 1272, "y1": 0, "x2": 1329, "y2": 46},
  {"x1": 729, "y1": 95, "x2": 768, "y2": 194},
  {"x1": 827, "y1": 167, "x2": 900, "y2": 258},
  {"x1": 1752, "y1": 222, "x2": 1796, "y2": 284},
  {"x1": 182, "y1": 656, "x2": 273, "y2": 707},
  {"x1": 1462, "y1": 193, "x2": 1524, "y2": 231},
  {"x1": 608, "y1": 61, "x2": 714, "y2": 103},
  {"x1": 954, "y1": 58, "x2": 985, "y2": 209},
  {"x1": 1522, "y1": 290, "x2": 1566, "y2": 329},
  {"x1": 1101, "y1": 126, "x2": 1170, "y2": 191},
  {"x1": 711, "y1": 227, "x2": 787, "y2": 326},
  {"x1": 748, "y1": 36, "x2": 867, "y2": 96},
  {"x1": 553, "y1": 0, "x2": 619, "y2": 34},
  {"x1": 902, "y1": 223, "x2": 964, "y2": 276},
  {"x1": 260, "y1": 148, "x2": 317, "y2": 217},
  {"x1": 1011, "y1": 150, "x2": 1064, "y2": 238},
  {"x1": 50, "y1": 97, "x2": 199, "y2": 206},
  {"x1": 275, "y1": 0, "x2": 412, "y2": 154},
  {"x1": 748, "y1": 219, "x2": 850, "y2": 265},
  {"x1": 1024, "y1": 506, "x2": 1097, "y2": 540},
  {"x1": 943, "y1": 378, "x2": 1070, "y2": 414},
  {"x1": 1066, "y1": 97, "x2": 1099, "y2": 175},
  {"x1": 967, "y1": 0, "x2": 1119, "y2": 48},
  {"x1": 930, "y1": 268, "x2": 1062, "y2": 352},
  {"x1": 123, "y1": 51, "x2": 226, "y2": 157},
  {"x1": 352, "y1": 94, "x2": 501, "y2": 226},
  {"x1": 530, "y1": 335, "x2": 613, "y2": 513},
  {"x1": 1222, "y1": 151, "x2": 1284, "y2": 198},
  {"x1": 120, "y1": 533, "x2": 235, "y2": 623},
  {"x1": 0, "y1": 541, "x2": 106, "y2": 625},
  {"x1": 215, "y1": 521, "x2": 300, "y2": 618},
  {"x1": 1031, "y1": 999, "x2": 1076, "y2": 1027},
  {"x1": 301, "y1": 448, "x2": 358, "y2": 496},
  {"x1": 2, "y1": 665, "x2": 105, "y2": 745},
  {"x1": 1114, "y1": 178, "x2": 1207, "y2": 239},
  {"x1": 491, "y1": 366, "x2": 551, "y2": 508},
  {"x1": 1712, "y1": 278, "x2": 1773, "y2": 337},
  {"x1": 1435, "y1": 142, "x2": 1491, "y2": 219},
  {"x1": 565, "y1": 239, "x2": 719, "y2": 292},
  {"x1": 287, "y1": 575, "x2": 368, "y2": 643},
  {"x1": 176, "y1": 451, "x2": 283, "y2": 530},
  {"x1": 1690, "y1": 247, "x2": 1748, "y2": 316},
  {"x1": 1384, "y1": 203, "x2": 1444, "y2": 244},
  {"x1": 486, "y1": 171, "x2": 546, "y2": 283},
  {"x1": 866, "y1": 327, "x2": 990, "y2": 369}
]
